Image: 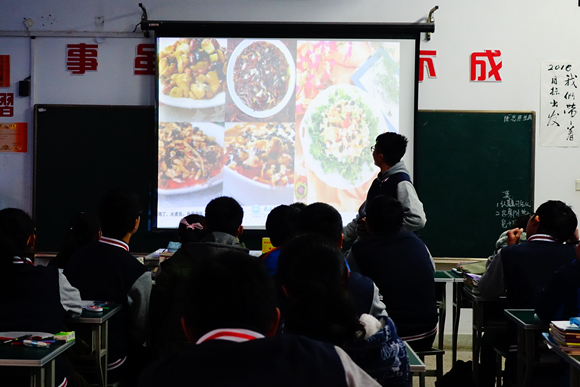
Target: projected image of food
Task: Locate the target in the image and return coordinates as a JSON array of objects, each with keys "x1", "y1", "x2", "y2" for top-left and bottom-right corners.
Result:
[
  {"x1": 158, "y1": 122, "x2": 224, "y2": 193},
  {"x1": 225, "y1": 122, "x2": 295, "y2": 187},
  {"x1": 300, "y1": 85, "x2": 382, "y2": 189},
  {"x1": 233, "y1": 41, "x2": 289, "y2": 111},
  {"x1": 226, "y1": 40, "x2": 296, "y2": 120},
  {"x1": 158, "y1": 38, "x2": 227, "y2": 101}
]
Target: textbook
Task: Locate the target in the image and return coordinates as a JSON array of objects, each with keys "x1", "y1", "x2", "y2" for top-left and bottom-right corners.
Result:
[{"x1": 543, "y1": 332, "x2": 580, "y2": 355}]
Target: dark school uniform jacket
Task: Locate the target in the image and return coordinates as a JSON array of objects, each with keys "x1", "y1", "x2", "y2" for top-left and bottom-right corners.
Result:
[
  {"x1": 64, "y1": 237, "x2": 151, "y2": 361},
  {"x1": 351, "y1": 230, "x2": 438, "y2": 339},
  {"x1": 138, "y1": 330, "x2": 380, "y2": 387},
  {"x1": 0, "y1": 257, "x2": 82, "y2": 387}
]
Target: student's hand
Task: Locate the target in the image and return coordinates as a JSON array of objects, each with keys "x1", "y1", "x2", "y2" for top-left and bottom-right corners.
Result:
[{"x1": 507, "y1": 228, "x2": 524, "y2": 245}]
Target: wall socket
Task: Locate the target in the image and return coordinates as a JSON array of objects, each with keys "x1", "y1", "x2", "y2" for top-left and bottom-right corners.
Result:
[{"x1": 576, "y1": 179, "x2": 580, "y2": 191}]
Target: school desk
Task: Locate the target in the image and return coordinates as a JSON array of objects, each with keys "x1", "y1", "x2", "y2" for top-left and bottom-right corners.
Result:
[
  {"x1": 0, "y1": 338, "x2": 75, "y2": 387},
  {"x1": 405, "y1": 341, "x2": 427, "y2": 375},
  {"x1": 504, "y1": 309, "x2": 552, "y2": 387},
  {"x1": 66, "y1": 303, "x2": 121, "y2": 387},
  {"x1": 462, "y1": 286, "x2": 507, "y2": 383},
  {"x1": 548, "y1": 344, "x2": 580, "y2": 387}
]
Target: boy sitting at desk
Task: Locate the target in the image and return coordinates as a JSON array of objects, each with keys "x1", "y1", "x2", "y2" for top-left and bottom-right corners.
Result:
[
  {"x1": 478, "y1": 200, "x2": 577, "y2": 386},
  {"x1": 536, "y1": 240, "x2": 580, "y2": 322},
  {"x1": 260, "y1": 204, "x2": 301, "y2": 276},
  {"x1": 139, "y1": 250, "x2": 381, "y2": 387},
  {"x1": 347, "y1": 195, "x2": 438, "y2": 351},
  {"x1": 150, "y1": 196, "x2": 250, "y2": 357},
  {"x1": 64, "y1": 189, "x2": 151, "y2": 382}
]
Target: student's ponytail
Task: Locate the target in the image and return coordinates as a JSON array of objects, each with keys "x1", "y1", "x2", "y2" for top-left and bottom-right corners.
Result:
[{"x1": 278, "y1": 234, "x2": 363, "y2": 345}]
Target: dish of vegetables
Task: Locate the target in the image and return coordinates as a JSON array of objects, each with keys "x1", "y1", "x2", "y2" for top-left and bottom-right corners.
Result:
[{"x1": 300, "y1": 85, "x2": 386, "y2": 189}]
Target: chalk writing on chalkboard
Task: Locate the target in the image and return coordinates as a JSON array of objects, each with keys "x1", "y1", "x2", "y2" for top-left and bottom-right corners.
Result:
[
  {"x1": 541, "y1": 61, "x2": 579, "y2": 147},
  {"x1": 495, "y1": 190, "x2": 531, "y2": 229},
  {"x1": 503, "y1": 114, "x2": 533, "y2": 123}
]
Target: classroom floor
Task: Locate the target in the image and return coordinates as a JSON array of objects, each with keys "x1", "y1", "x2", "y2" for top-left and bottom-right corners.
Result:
[{"x1": 412, "y1": 335, "x2": 473, "y2": 387}]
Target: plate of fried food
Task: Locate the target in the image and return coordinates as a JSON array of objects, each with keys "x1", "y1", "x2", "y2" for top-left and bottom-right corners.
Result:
[
  {"x1": 158, "y1": 122, "x2": 225, "y2": 195},
  {"x1": 158, "y1": 38, "x2": 227, "y2": 109}
]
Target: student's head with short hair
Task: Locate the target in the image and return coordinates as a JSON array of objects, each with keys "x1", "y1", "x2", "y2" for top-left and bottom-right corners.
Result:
[
  {"x1": 0, "y1": 208, "x2": 34, "y2": 259},
  {"x1": 204, "y1": 197, "x2": 244, "y2": 236},
  {"x1": 373, "y1": 132, "x2": 408, "y2": 167},
  {"x1": 277, "y1": 233, "x2": 362, "y2": 344},
  {"x1": 0, "y1": 208, "x2": 35, "y2": 286},
  {"x1": 54, "y1": 212, "x2": 101, "y2": 269},
  {"x1": 528, "y1": 200, "x2": 577, "y2": 243},
  {"x1": 266, "y1": 205, "x2": 300, "y2": 247},
  {"x1": 289, "y1": 202, "x2": 307, "y2": 211},
  {"x1": 297, "y1": 202, "x2": 343, "y2": 245},
  {"x1": 98, "y1": 189, "x2": 141, "y2": 240},
  {"x1": 365, "y1": 196, "x2": 404, "y2": 234},
  {"x1": 178, "y1": 214, "x2": 206, "y2": 244},
  {"x1": 182, "y1": 250, "x2": 278, "y2": 340}
]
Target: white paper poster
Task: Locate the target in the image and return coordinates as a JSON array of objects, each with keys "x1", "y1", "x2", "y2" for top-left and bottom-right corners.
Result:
[{"x1": 540, "y1": 61, "x2": 579, "y2": 147}]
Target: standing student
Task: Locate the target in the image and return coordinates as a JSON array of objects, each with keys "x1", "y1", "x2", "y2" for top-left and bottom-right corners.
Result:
[
  {"x1": 0, "y1": 208, "x2": 82, "y2": 387},
  {"x1": 343, "y1": 132, "x2": 426, "y2": 241}
]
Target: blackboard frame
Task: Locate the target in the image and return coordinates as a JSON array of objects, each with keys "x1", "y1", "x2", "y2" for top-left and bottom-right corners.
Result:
[{"x1": 414, "y1": 110, "x2": 535, "y2": 258}]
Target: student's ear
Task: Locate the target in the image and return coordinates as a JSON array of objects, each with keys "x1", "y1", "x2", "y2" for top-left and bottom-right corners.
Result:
[
  {"x1": 266, "y1": 308, "x2": 281, "y2": 337},
  {"x1": 181, "y1": 317, "x2": 197, "y2": 343},
  {"x1": 281, "y1": 285, "x2": 294, "y2": 300},
  {"x1": 526, "y1": 214, "x2": 540, "y2": 236},
  {"x1": 338, "y1": 233, "x2": 344, "y2": 249},
  {"x1": 131, "y1": 217, "x2": 141, "y2": 235},
  {"x1": 237, "y1": 225, "x2": 244, "y2": 237},
  {"x1": 26, "y1": 234, "x2": 36, "y2": 248}
]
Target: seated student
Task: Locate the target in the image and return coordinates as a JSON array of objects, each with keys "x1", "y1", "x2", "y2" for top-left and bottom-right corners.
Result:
[
  {"x1": 50, "y1": 212, "x2": 101, "y2": 269},
  {"x1": 292, "y1": 202, "x2": 387, "y2": 317},
  {"x1": 278, "y1": 234, "x2": 410, "y2": 387},
  {"x1": 348, "y1": 196, "x2": 438, "y2": 351},
  {"x1": 0, "y1": 208, "x2": 82, "y2": 387},
  {"x1": 150, "y1": 196, "x2": 250, "y2": 357},
  {"x1": 536, "y1": 241, "x2": 580, "y2": 322},
  {"x1": 261, "y1": 204, "x2": 301, "y2": 275},
  {"x1": 479, "y1": 200, "x2": 577, "y2": 303},
  {"x1": 478, "y1": 200, "x2": 577, "y2": 387},
  {"x1": 64, "y1": 189, "x2": 151, "y2": 382},
  {"x1": 139, "y1": 250, "x2": 380, "y2": 387}
]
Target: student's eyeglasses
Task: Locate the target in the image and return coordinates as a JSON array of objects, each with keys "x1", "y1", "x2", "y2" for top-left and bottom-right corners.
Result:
[{"x1": 370, "y1": 146, "x2": 375, "y2": 152}]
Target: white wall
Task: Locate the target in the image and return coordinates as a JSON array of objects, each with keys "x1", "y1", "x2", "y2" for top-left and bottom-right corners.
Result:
[{"x1": 1, "y1": 0, "x2": 580, "y2": 221}]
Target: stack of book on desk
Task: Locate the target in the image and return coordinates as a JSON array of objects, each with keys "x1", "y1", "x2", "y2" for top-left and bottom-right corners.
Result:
[{"x1": 543, "y1": 320, "x2": 580, "y2": 355}]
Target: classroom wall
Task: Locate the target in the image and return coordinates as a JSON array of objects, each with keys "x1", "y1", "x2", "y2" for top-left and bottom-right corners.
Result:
[{"x1": 2, "y1": 0, "x2": 580, "y2": 226}]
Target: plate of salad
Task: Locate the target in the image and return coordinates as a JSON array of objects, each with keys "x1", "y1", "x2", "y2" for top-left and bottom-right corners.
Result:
[{"x1": 299, "y1": 84, "x2": 387, "y2": 189}]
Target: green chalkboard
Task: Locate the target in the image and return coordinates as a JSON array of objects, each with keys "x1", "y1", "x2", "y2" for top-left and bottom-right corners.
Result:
[
  {"x1": 414, "y1": 110, "x2": 535, "y2": 258},
  {"x1": 33, "y1": 104, "x2": 171, "y2": 253}
]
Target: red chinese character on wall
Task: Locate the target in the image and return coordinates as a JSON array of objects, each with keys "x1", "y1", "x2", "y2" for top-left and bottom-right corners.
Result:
[
  {"x1": 470, "y1": 50, "x2": 502, "y2": 82},
  {"x1": 419, "y1": 50, "x2": 437, "y2": 82},
  {"x1": 0, "y1": 93, "x2": 14, "y2": 117},
  {"x1": 67, "y1": 43, "x2": 98, "y2": 75},
  {"x1": 134, "y1": 44, "x2": 155, "y2": 75}
]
